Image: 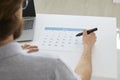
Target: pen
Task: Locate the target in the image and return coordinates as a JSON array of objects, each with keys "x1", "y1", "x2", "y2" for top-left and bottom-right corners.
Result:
[{"x1": 76, "y1": 28, "x2": 98, "y2": 37}]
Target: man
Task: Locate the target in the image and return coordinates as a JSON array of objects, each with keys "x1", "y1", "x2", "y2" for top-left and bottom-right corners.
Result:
[{"x1": 0, "y1": 0, "x2": 96, "y2": 80}]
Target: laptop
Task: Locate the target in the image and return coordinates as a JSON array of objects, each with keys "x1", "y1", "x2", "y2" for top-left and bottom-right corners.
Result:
[{"x1": 16, "y1": 0, "x2": 36, "y2": 42}]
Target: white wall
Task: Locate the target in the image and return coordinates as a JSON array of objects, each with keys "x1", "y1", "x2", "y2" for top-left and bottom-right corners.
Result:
[{"x1": 113, "y1": 0, "x2": 120, "y2": 3}]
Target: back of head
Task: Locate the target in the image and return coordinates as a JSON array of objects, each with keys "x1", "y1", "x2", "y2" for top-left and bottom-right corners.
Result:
[{"x1": 0, "y1": 0, "x2": 23, "y2": 41}]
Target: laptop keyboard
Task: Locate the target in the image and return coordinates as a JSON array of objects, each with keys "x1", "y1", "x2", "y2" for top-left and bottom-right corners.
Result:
[{"x1": 23, "y1": 20, "x2": 34, "y2": 30}]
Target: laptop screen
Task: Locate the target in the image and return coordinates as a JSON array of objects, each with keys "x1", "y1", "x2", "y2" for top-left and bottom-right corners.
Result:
[{"x1": 22, "y1": 0, "x2": 36, "y2": 17}]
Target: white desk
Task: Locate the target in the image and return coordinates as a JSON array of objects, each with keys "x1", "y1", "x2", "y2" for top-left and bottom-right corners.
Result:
[{"x1": 28, "y1": 14, "x2": 117, "y2": 79}]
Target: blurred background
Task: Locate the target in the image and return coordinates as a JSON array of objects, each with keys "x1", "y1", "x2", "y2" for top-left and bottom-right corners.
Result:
[{"x1": 34, "y1": 0, "x2": 120, "y2": 30}]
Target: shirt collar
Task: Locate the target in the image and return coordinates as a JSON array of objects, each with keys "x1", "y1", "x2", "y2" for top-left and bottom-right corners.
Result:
[{"x1": 0, "y1": 41, "x2": 24, "y2": 60}]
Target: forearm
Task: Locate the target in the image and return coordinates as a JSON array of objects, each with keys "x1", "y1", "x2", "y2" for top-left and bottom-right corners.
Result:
[{"x1": 75, "y1": 47, "x2": 92, "y2": 80}]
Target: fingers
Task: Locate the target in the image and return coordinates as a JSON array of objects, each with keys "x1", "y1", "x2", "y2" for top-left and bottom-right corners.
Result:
[
  {"x1": 89, "y1": 32, "x2": 96, "y2": 38},
  {"x1": 27, "y1": 48, "x2": 39, "y2": 53},
  {"x1": 83, "y1": 29, "x2": 87, "y2": 36},
  {"x1": 21, "y1": 44, "x2": 31, "y2": 49},
  {"x1": 82, "y1": 29, "x2": 96, "y2": 48},
  {"x1": 83, "y1": 29, "x2": 96, "y2": 36},
  {"x1": 21, "y1": 44, "x2": 39, "y2": 53}
]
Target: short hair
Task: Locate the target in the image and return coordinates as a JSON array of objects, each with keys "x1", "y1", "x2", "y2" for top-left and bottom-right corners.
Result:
[{"x1": 0, "y1": 0, "x2": 23, "y2": 41}]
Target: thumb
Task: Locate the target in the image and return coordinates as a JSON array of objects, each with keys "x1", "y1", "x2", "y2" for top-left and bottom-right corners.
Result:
[{"x1": 83, "y1": 29, "x2": 87, "y2": 36}]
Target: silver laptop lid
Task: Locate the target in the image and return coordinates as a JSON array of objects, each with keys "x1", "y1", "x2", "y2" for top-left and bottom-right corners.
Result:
[
  {"x1": 16, "y1": 0, "x2": 36, "y2": 42},
  {"x1": 22, "y1": 0, "x2": 36, "y2": 30}
]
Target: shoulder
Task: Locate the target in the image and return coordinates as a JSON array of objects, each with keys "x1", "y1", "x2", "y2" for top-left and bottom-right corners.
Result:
[
  {"x1": 6, "y1": 53, "x2": 81, "y2": 80},
  {"x1": 8, "y1": 48, "x2": 81, "y2": 80},
  {"x1": 15, "y1": 53, "x2": 60, "y2": 65}
]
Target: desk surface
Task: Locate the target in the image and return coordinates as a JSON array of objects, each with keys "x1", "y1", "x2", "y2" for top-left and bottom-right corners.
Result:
[{"x1": 30, "y1": 14, "x2": 117, "y2": 79}]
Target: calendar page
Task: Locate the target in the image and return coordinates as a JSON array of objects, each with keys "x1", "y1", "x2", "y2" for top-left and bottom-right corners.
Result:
[{"x1": 39, "y1": 27, "x2": 83, "y2": 52}]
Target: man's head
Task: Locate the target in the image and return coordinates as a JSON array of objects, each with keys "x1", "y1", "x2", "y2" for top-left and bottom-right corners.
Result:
[{"x1": 0, "y1": 0, "x2": 24, "y2": 41}]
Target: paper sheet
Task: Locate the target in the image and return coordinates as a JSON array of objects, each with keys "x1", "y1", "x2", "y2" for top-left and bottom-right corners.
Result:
[{"x1": 39, "y1": 27, "x2": 83, "y2": 52}]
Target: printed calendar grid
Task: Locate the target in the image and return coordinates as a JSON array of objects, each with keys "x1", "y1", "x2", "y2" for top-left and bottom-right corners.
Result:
[{"x1": 39, "y1": 27, "x2": 83, "y2": 52}]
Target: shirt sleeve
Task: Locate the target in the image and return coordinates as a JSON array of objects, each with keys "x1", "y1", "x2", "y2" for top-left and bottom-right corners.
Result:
[{"x1": 54, "y1": 59, "x2": 81, "y2": 80}]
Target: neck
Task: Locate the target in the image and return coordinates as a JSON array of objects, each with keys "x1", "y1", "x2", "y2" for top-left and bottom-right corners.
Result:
[{"x1": 0, "y1": 35, "x2": 14, "y2": 46}]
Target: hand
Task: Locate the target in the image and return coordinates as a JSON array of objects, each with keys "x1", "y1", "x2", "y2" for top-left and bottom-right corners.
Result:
[
  {"x1": 21, "y1": 44, "x2": 39, "y2": 53},
  {"x1": 82, "y1": 29, "x2": 96, "y2": 49}
]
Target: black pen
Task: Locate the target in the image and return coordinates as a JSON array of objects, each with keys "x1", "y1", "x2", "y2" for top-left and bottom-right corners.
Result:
[{"x1": 76, "y1": 28, "x2": 98, "y2": 37}]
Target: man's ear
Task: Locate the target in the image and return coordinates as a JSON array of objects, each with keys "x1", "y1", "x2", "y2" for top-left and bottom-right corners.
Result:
[{"x1": 15, "y1": 7, "x2": 22, "y2": 19}]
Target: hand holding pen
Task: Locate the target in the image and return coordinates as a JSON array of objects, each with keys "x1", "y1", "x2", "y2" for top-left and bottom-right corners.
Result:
[
  {"x1": 76, "y1": 28, "x2": 98, "y2": 37},
  {"x1": 82, "y1": 29, "x2": 97, "y2": 48}
]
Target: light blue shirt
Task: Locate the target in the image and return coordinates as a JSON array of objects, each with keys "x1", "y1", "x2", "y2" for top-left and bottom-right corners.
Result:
[{"x1": 0, "y1": 41, "x2": 81, "y2": 80}]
